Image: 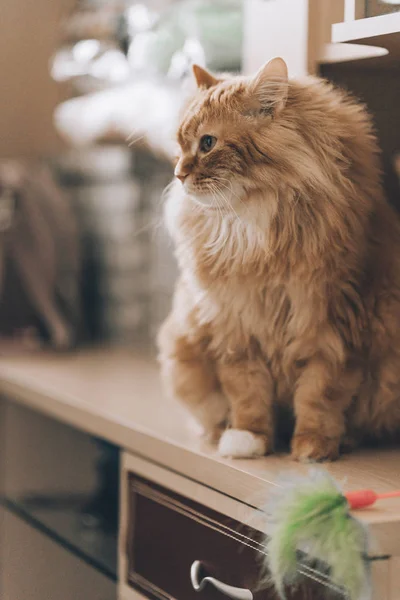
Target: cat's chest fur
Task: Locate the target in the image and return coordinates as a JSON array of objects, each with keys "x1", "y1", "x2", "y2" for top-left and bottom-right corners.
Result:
[
  {"x1": 185, "y1": 267, "x2": 297, "y2": 360},
  {"x1": 169, "y1": 186, "x2": 319, "y2": 370}
]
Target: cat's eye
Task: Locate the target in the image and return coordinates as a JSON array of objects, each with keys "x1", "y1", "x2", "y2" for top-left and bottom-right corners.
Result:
[{"x1": 199, "y1": 135, "x2": 217, "y2": 153}]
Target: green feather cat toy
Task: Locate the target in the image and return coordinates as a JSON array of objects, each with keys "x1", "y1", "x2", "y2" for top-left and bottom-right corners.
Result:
[{"x1": 264, "y1": 470, "x2": 400, "y2": 599}]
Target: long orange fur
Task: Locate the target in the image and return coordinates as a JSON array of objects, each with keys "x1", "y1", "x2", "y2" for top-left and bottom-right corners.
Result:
[{"x1": 157, "y1": 58, "x2": 400, "y2": 461}]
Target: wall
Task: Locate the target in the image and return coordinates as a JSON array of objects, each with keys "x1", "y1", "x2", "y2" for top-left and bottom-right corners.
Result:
[
  {"x1": 243, "y1": 0, "x2": 344, "y2": 76},
  {"x1": 0, "y1": 0, "x2": 75, "y2": 158},
  {"x1": 243, "y1": 0, "x2": 310, "y2": 76}
]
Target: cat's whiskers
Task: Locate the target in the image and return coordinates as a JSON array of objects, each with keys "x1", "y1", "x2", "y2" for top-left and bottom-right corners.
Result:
[
  {"x1": 208, "y1": 185, "x2": 226, "y2": 222},
  {"x1": 211, "y1": 183, "x2": 234, "y2": 218},
  {"x1": 219, "y1": 178, "x2": 276, "y2": 248},
  {"x1": 215, "y1": 180, "x2": 268, "y2": 243},
  {"x1": 207, "y1": 183, "x2": 262, "y2": 264},
  {"x1": 134, "y1": 216, "x2": 164, "y2": 238},
  {"x1": 127, "y1": 132, "x2": 147, "y2": 147},
  {"x1": 214, "y1": 178, "x2": 246, "y2": 213},
  {"x1": 214, "y1": 184, "x2": 242, "y2": 225},
  {"x1": 190, "y1": 195, "x2": 217, "y2": 211},
  {"x1": 161, "y1": 180, "x2": 177, "y2": 205},
  {"x1": 216, "y1": 178, "x2": 252, "y2": 221},
  {"x1": 126, "y1": 128, "x2": 139, "y2": 142}
]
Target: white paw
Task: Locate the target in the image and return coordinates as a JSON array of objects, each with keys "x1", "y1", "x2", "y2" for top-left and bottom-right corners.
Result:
[{"x1": 218, "y1": 429, "x2": 267, "y2": 458}]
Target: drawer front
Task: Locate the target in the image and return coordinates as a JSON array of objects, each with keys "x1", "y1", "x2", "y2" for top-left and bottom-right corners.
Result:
[{"x1": 125, "y1": 473, "x2": 344, "y2": 600}]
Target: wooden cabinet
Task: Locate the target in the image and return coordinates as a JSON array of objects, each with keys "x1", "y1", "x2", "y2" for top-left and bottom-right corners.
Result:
[
  {"x1": 0, "y1": 350, "x2": 398, "y2": 599},
  {"x1": 120, "y1": 455, "x2": 345, "y2": 600},
  {"x1": 126, "y1": 475, "x2": 265, "y2": 600}
]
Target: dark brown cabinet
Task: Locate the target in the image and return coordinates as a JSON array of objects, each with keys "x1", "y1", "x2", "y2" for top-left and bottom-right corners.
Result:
[{"x1": 124, "y1": 473, "x2": 344, "y2": 600}]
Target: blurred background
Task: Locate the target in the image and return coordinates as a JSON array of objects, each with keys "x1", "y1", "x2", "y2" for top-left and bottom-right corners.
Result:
[{"x1": 0, "y1": 0, "x2": 244, "y2": 353}]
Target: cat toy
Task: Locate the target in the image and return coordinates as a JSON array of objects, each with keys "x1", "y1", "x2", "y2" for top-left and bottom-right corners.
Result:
[{"x1": 264, "y1": 470, "x2": 400, "y2": 600}]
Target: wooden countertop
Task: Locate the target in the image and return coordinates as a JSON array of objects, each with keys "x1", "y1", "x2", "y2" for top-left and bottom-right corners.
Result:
[{"x1": 1, "y1": 347, "x2": 400, "y2": 550}]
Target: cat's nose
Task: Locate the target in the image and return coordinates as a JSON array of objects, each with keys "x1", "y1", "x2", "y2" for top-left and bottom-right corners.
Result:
[
  {"x1": 176, "y1": 173, "x2": 188, "y2": 183},
  {"x1": 174, "y1": 159, "x2": 192, "y2": 183}
]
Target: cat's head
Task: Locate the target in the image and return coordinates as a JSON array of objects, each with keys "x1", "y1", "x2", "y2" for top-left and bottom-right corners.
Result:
[{"x1": 174, "y1": 57, "x2": 289, "y2": 208}]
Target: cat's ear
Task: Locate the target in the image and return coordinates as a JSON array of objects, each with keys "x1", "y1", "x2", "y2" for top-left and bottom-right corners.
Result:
[
  {"x1": 192, "y1": 64, "x2": 219, "y2": 89},
  {"x1": 251, "y1": 57, "x2": 288, "y2": 115}
]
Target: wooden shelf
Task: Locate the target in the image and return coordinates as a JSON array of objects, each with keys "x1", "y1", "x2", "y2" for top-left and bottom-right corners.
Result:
[
  {"x1": 2, "y1": 347, "x2": 400, "y2": 554},
  {"x1": 331, "y1": 12, "x2": 400, "y2": 68}
]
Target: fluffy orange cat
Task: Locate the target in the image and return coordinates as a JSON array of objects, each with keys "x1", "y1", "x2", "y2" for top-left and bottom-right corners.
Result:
[{"x1": 157, "y1": 57, "x2": 400, "y2": 461}]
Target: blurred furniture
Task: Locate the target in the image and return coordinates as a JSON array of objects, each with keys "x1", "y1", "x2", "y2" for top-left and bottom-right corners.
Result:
[
  {"x1": 1, "y1": 350, "x2": 400, "y2": 599},
  {"x1": 51, "y1": 0, "x2": 187, "y2": 347},
  {"x1": 348, "y1": 0, "x2": 400, "y2": 19},
  {"x1": 325, "y1": 0, "x2": 400, "y2": 210},
  {"x1": 0, "y1": 161, "x2": 81, "y2": 350},
  {"x1": 333, "y1": 1, "x2": 400, "y2": 68}
]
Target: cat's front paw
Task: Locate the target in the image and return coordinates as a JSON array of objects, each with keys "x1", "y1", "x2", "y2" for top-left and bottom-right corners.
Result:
[
  {"x1": 291, "y1": 432, "x2": 340, "y2": 462},
  {"x1": 218, "y1": 429, "x2": 269, "y2": 459}
]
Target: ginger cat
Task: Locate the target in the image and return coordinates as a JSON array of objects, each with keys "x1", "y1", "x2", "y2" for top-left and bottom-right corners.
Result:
[{"x1": 157, "y1": 57, "x2": 400, "y2": 461}]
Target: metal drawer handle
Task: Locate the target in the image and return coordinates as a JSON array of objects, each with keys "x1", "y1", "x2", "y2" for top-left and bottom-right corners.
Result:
[{"x1": 190, "y1": 560, "x2": 253, "y2": 600}]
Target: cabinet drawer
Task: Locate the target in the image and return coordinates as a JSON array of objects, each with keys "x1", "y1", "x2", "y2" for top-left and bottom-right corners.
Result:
[{"x1": 123, "y1": 467, "x2": 344, "y2": 600}]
